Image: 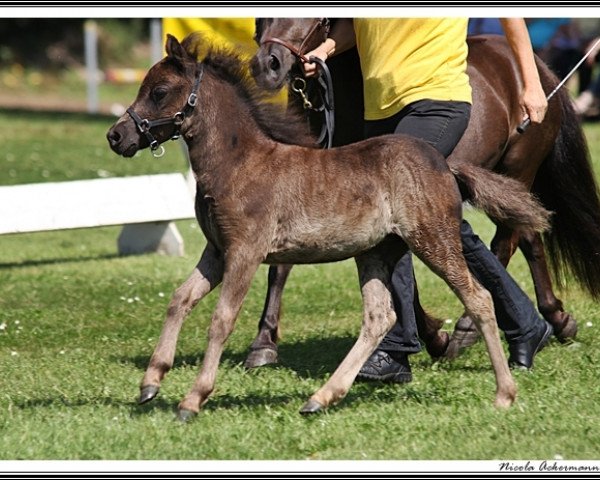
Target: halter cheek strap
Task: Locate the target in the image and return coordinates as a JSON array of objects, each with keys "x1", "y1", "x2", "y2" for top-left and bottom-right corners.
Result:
[{"x1": 127, "y1": 64, "x2": 204, "y2": 157}]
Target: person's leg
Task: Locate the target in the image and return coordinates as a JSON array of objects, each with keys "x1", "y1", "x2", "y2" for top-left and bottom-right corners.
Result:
[
  {"x1": 460, "y1": 221, "x2": 553, "y2": 368},
  {"x1": 358, "y1": 100, "x2": 471, "y2": 382}
]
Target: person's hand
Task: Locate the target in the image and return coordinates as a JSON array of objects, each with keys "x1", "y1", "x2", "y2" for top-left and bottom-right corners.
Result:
[
  {"x1": 303, "y1": 47, "x2": 329, "y2": 77},
  {"x1": 585, "y1": 36, "x2": 600, "y2": 67},
  {"x1": 521, "y1": 84, "x2": 548, "y2": 124}
]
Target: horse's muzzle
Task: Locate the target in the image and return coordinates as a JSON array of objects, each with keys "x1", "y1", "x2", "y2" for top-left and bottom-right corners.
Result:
[{"x1": 106, "y1": 123, "x2": 139, "y2": 158}]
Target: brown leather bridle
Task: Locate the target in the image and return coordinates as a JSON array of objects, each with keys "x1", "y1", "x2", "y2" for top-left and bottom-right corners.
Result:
[
  {"x1": 261, "y1": 18, "x2": 331, "y2": 64},
  {"x1": 259, "y1": 18, "x2": 335, "y2": 149}
]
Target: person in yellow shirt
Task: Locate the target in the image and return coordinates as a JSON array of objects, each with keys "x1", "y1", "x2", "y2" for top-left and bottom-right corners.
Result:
[{"x1": 304, "y1": 18, "x2": 553, "y2": 382}]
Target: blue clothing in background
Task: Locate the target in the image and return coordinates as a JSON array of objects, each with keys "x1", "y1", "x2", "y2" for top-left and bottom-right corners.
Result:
[
  {"x1": 527, "y1": 18, "x2": 571, "y2": 50},
  {"x1": 468, "y1": 18, "x2": 504, "y2": 36}
]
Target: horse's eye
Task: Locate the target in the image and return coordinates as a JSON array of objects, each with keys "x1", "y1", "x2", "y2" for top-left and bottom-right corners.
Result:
[{"x1": 152, "y1": 87, "x2": 168, "y2": 103}]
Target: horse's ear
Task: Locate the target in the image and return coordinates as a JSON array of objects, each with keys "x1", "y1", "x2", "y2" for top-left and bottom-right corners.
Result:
[
  {"x1": 165, "y1": 34, "x2": 189, "y2": 63},
  {"x1": 253, "y1": 19, "x2": 264, "y2": 44}
]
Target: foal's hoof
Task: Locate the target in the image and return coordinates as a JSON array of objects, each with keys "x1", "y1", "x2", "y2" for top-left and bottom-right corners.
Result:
[
  {"x1": 177, "y1": 408, "x2": 197, "y2": 423},
  {"x1": 299, "y1": 399, "x2": 325, "y2": 415},
  {"x1": 138, "y1": 385, "x2": 160, "y2": 405},
  {"x1": 244, "y1": 348, "x2": 278, "y2": 369},
  {"x1": 554, "y1": 313, "x2": 578, "y2": 343}
]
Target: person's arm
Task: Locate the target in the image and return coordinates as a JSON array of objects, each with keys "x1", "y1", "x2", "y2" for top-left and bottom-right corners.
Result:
[
  {"x1": 500, "y1": 18, "x2": 548, "y2": 124},
  {"x1": 303, "y1": 18, "x2": 356, "y2": 77}
]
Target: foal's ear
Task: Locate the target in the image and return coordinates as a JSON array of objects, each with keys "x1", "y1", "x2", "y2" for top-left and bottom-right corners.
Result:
[{"x1": 165, "y1": 34, "x2": 190, "y2": 63}]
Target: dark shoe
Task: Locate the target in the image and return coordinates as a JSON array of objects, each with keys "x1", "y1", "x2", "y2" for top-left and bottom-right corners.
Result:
[
  {"x1": 508, "y1": 320, "x2": 553, "y2": 369},
  {"x1": 357, "y1": 350, "x2": 412, "y2": 383}
]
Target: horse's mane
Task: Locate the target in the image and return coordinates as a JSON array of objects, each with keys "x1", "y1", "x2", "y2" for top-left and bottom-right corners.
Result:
[{"x1": 182, "y1": 34, "x2": 317, "y2": 148}]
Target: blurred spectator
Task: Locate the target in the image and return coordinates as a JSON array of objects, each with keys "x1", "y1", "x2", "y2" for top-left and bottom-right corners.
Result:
[
  {"x1": 571, "y1": 19, "x2": 600, "y2": 118},
  {"x1": 526, "y1": 18, "x2": 585, "y2": 90},
  {"x1": 468, "y1": 18, "x2": 504, "y2": 36}
]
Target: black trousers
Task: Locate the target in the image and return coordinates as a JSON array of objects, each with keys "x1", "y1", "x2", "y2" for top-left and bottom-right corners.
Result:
[{"x1": 364, "y1": 99, "x2": 542, "y2": 354}]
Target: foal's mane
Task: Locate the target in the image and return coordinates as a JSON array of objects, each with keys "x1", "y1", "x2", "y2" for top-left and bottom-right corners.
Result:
[{"x1": 182, "y1": 34, "x2": 316, "y2": 148}]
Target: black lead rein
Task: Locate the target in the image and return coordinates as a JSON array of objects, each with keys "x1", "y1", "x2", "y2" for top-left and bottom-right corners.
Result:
[
  {"x1": 127, "y1": 64, "x2": 204, "y2": 157},
  {"x1": 306, "y1": 56, "x2": 335, "y2": 149}
]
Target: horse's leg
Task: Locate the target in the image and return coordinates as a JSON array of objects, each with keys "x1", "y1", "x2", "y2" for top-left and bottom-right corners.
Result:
[
  {"x1": 139, "y1": 242, "x2": 224, "y2": 404},
  {"x1": 244, "y1": 264, "x2": 293, "y2": 369},
  {"x1": 301, "y1": 244, "x2": 399, "y2": 413},
  {"x1": 177, "y1": 251, "x2": 262, "y2": 421},
  {"x1": 449, "y1": 269, "x2": 516, "y2": 407},
  {"x1": 413, "y1": 282, "x2": 449, "y2": 358},
  {"x1": 446, "y1": 225, "x2": 517, "y2": 358},
  {"x1": 518, "y1": 231, "x2": 578, "y2": 341},
  {"x1": 412, "y1": 227, "x2": 516, "y2": 408}
]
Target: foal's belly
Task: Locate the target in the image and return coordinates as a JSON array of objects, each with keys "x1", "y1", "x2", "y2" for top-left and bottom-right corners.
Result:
[{"x1": 265, "y1": 214, "x2": 392, "y2": 264}]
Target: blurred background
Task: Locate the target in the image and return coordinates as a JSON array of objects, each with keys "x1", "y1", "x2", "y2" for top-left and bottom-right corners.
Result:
[
  {"x1": 3, "y1": 17, "x2": 600, "y2": 117},
  {"x1": 0, "y1": 18, "x2": 257, "y2": 116}
]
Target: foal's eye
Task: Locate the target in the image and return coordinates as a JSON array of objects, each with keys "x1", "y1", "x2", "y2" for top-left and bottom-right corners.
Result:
[{"x1": 151, "y1": 87, "x2": 168, "y2": 103}]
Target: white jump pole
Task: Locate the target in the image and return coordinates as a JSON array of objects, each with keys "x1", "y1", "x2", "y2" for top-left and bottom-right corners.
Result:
[{"x1": 84, "y1": 19, "x2": 99, "y2": 114}]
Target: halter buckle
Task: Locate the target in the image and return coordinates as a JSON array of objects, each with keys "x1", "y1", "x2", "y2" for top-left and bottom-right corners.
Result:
[
  {"x1": 173, "y1": 112, "x2": 185, "y2": 126},
  {"x1": 188, "y1": 93, "x2": 198, "y2": 107},
  {"x1": 138, "y1": 119, "x2": 150, "y2": 133}
]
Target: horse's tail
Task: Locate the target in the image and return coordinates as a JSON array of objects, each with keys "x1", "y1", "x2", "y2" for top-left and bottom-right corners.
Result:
[
  {"x1": 450, "y1": 163, "x2": 551, "y2": 233},
  {"x1": 531, "y1": 87, "x2": 600, "y2": 299}
]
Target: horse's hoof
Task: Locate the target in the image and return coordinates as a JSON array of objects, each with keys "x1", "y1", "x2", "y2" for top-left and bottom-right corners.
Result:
[
  {"x1": 299, "y1": 399, "x2": 325, "y2": 415},
  {"x1": 554, "y1": 313, "x2": 578, "y2": 343},
  {"x1": 426, "y1": 331, "x2": 450, "y2": 359},
  {"x1": 445, "y1": 322, "x2": 480, "y2": 360},
  {"x1": 176, "y1": 408, "x2": 197, "y2": 423},
  {"x1": 244, "y1": 348, "x2": 278, "y2": 369},
  {"x1": 138, "y1": 385, "x2": 160, "y2": 405}
]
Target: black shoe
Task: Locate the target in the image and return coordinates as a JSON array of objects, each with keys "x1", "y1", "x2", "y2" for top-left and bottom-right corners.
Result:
[
  {"x1": 508, "y1": 320, "x2": 553, "y2": 370},
  {"x1": 357, "y1": 349, "x2": 412, "y2": 383}
]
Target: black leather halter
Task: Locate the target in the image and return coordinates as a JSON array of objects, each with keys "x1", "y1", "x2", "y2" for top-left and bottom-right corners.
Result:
[{"x1": 127, "y1": 64, "x2": 204, "y2": 157}]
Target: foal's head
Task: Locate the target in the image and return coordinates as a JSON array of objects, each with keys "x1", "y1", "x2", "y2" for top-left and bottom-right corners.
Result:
[
  {"x1": 107, "y1": 35, "x2": 202, "y2": 157},
  {"x1": 251, "y1": 18, "x2": 330, "y2": 90},
  {"x1": 107, "y1": 34, "x2": 316, "y2": 158}
]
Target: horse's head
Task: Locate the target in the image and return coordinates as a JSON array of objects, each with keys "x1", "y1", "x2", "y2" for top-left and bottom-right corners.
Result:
[
  {"x1": 250, "y1": 18, "x2": 330, "y2": 90},
  {"x1": 107, "y1": 34, "x2": 202, "y2": 158}
]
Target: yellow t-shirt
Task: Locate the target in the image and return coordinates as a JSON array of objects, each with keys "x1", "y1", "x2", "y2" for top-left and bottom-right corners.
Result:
[{"x1": 353, "y1": 18, "x2": 472, "y2": 120}]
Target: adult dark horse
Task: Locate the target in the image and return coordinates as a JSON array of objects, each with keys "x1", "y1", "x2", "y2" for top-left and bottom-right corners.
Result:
[
  {"x1": 107, "y1": 34, "x2": 551, "y2": 418},
  {"x1": 246, "y1": 18, "x2": 600, "y2": 367}
]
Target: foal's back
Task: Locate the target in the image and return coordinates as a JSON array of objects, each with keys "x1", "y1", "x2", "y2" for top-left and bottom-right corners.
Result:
[{"x1": 262, "y1": 134, "x2": 460, "y2": 265}]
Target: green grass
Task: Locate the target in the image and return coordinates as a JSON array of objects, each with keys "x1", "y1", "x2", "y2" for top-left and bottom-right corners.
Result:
[{"x1": 1, "y1": 111, "x2": 600, "y2": 460}]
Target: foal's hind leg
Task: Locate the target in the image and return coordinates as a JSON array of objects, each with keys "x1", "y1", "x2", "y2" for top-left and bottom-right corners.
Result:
[
  {"x1": 138, "y1": 242, "x2": 224, "y2": 404},
  {"x1": 446, "y1": 225, "x2": 518, "y2": 357},
  {"x1": 301, "y1": 243, "x2": 400, "y2": 413},
  {"x1": 244, "y1": 264, "x2": 293, "y2": 369},
  {"x1": 411, "y1": 226, "x2": 516, "y2": 407}
]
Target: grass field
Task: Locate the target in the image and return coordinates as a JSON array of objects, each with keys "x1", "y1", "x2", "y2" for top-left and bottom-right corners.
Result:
[{"x1": 1, "y1": 109, "x2": 600, "y2": 462}]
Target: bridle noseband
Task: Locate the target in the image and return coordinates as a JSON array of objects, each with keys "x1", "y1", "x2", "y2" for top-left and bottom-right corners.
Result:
[{"x1": 127, "y1": 64, "x2": 204, "y2": 158}]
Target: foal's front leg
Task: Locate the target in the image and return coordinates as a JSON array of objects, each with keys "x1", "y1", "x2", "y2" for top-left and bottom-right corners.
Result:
[
  {"x1": 139, "y1": 242, "x2": 224, "y2": 404},
  {"x1": 177, "y1": 251, "x2": 263, "y2": 421}
]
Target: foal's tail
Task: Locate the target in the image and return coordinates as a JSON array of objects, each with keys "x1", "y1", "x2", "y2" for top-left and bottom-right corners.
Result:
[{"x1": 450, "y1": 163, "x2": 551, "y2": 233}]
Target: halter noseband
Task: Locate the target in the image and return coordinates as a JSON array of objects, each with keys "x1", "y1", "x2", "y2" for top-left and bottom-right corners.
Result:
[
  {"x1": 127, "y1": 64, "x2": 204, "y2": 157},
  {"x1": 261, "y1": 18, "x2": 330, "y2": 63}
]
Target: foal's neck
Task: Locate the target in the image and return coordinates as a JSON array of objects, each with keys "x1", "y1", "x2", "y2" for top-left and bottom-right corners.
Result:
[{"x1": 183, "y1": 75, "x2": 276, "y2": 189}]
